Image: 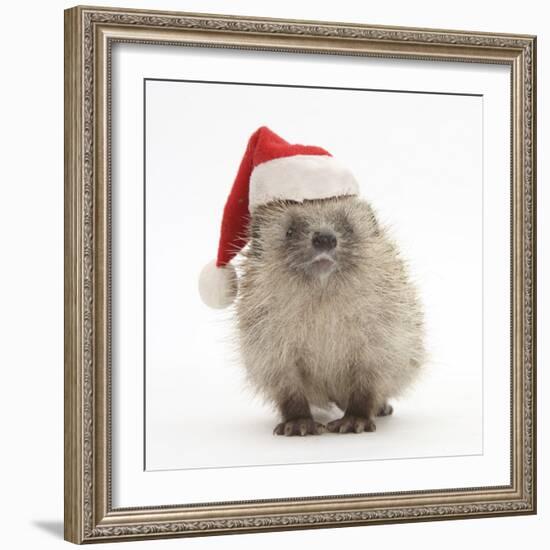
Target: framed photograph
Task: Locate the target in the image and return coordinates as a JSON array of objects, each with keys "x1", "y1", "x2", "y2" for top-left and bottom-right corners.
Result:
[{"x1": 64, "y1": 5, "x2": 537, "y2": 544}]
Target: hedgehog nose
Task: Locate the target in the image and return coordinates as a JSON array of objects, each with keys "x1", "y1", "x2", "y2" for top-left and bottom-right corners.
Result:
[{"x1": 312, "y1": 231, "x2": 337, "y2": 251}]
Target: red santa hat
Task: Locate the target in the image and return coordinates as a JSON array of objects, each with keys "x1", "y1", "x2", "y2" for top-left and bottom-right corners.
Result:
[{"x1": 199, "y1": 126, "x2": 359, "y2": 308}]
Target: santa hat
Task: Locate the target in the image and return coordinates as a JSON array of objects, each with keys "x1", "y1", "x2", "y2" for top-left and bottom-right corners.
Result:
[{"x1": 198, "y1": 126, "x2": 359, "y2": 308}]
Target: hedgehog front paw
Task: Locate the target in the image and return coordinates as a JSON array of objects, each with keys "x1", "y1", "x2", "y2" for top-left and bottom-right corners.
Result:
[
  {"x1": 327, "y1": 415, "x2": 376, "y2": 434},
  {"x1": 273, "y1": 418, "x2": 326, "y2": 436}
]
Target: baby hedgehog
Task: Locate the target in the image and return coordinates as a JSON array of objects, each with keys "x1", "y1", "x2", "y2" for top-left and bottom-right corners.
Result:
[
  {"x1": 199, "y1": 126, "x2": 425, "y2": 436},
  {"x1": 237, "y1": 196, "x2": 425, "y2": 435}
]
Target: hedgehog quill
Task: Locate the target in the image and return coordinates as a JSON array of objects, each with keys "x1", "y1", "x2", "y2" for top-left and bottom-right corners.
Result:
[{"x1": 199, "y1": 127, "x2": 426, "y2": 436}]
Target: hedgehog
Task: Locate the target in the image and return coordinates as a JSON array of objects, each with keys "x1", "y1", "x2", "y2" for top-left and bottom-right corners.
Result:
[
  {"x1": 198, "y1": 126, "x2": 425, "y2": 436},
  {"x1": 235, "y1": 196, "x2": 425, "y2": 435}
]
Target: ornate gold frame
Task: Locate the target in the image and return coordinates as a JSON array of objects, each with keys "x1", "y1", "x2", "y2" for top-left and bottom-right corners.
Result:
[{"x1": 64, "y1": 5, "x2": 537, "y2": 544}]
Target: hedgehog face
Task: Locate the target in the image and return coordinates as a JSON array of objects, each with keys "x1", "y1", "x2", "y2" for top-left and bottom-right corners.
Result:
[{"x1": 248, "y1": 195, "x2": 380, "y2": 284}]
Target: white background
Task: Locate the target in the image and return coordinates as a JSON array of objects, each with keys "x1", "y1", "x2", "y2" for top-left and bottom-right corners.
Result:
[
  {"x1": 0, "y1": 0, "x2": 546, "y2": 549},
  {"x1": 145, "y1": 79, "x2": 486, "y2": 471}
]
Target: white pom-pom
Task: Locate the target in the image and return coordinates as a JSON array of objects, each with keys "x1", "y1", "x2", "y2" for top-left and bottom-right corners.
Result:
[{"x1": 198, "y1": 260, "x2": 238, "y2": 309}]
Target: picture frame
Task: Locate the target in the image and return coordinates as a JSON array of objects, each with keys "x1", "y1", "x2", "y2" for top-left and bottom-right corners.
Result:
[{"x1": 64, "y1": 5, "x2": 537, "y2": 544}]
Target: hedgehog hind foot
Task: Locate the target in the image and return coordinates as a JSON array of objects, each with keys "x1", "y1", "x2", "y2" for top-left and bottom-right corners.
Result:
[{"x1": 376, "y1": 402, "x2": 394, "y2": 417}]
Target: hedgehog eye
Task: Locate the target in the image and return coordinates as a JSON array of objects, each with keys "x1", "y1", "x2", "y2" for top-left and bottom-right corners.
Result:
[
  {"x1": 334, "y1": 212, "x2": 354, "y2": 237},
  {"x1": 285, "y1": 217, "x2": 305, "y2": 239},
  {"x1": 340, "y1": 221, "x2": 354, "y2": 237}
]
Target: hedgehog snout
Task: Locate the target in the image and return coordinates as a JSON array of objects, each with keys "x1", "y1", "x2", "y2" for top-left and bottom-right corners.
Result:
[{"x1": 311, "y1": 230, "x2": 337, "y2": 252}]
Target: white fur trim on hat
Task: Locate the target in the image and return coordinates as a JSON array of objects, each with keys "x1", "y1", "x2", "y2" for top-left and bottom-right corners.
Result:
[
  {"x1": 198, "y1": 260, "x2": 238, "y2": 309},
  {"x1": 249, "y1": 155, "x2": 359, "y2": 211}
]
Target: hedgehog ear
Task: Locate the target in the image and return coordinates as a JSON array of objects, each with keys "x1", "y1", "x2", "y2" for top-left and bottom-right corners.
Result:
[
  {"x1": 247, "y1": 217, "x2": 263, "y2": 258},
  {"x1": 249, "y1": 217, "x2": 261, "y2": 241},
  {"x1": 371, "y1": 216, "x2": 380, "y2": 237},
  {"x1": 367, "y1": 205, "x2": 380, "y2": 236}
]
